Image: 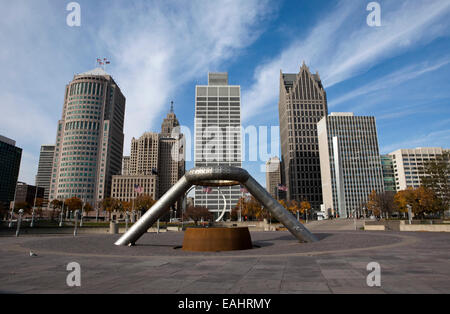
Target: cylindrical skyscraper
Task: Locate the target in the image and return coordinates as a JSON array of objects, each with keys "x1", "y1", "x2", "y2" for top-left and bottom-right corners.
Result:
[{"x1": 49, "y1": 68, "x2": 126, "y2": 207}]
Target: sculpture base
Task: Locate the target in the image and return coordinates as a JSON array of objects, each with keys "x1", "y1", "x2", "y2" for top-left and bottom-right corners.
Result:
[{"x1": 182, "y1": 227, "x2": 253, "y2": 252}]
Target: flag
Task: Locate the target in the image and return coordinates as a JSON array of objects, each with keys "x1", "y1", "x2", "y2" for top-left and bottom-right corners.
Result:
[
  {"x1": 240, "y1": 185, "x2": 248, "y2": 193},
  {"x1": 134, "y1": 184, "x2": 143, "y2": 194},
  {"x1": 105, "y1": 61, "x2": 110, "y2": 64},
  {"x1": 202, "y1": 187, "x2": 212, "y2": 194},
  {"x1": 277, "y1": 184, "x2": 288, "y2": 192},
  {"x1": 151, "y1": 168, "x2": 158, "y2": 175}
]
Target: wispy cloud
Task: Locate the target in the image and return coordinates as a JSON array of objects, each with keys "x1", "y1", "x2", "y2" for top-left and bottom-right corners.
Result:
[
  {"x1": 0, "y1": 0, "x2": 276, "y2": 184},
  {"x1": 242, "y1": 0, "x2": 450, "y2": 121},
  {"x1": 380, "y1": 129, "x2": 450, "y2": 154},
  {"x1": 98, "y1": 0, "x2": 276, "y2": 153},
  {"x1": 330, "y1": 58, "x2": 450, "y2": 108}
]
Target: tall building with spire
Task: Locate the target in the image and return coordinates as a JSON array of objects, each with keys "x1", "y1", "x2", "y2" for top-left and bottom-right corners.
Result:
[
  {"x1": 112, "y1": 102, "x2": 185, "y2": 208},
  {"x1": 161, "y1": 101, "x2": 180, "y2": 137},
  {"x1": 159, "y1": 102, "x2": 185, "y2": 202},
  {"x1": 279, "y1": 62, "x2": 328, "y2": 210},
  {"x1": 49, "y1": 67, "x2": 126, "y2": 206}
]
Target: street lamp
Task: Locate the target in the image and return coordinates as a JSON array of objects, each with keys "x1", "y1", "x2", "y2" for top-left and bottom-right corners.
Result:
[
  {"x1": 16, "y1": 209, "x2": 24, "y2": 237},
  {"x1": 73, "y1": 210, "x2": 80, "y2": 237},
  {"x1": 8, "y1": 209, "x2": 14, "y2": 228}
]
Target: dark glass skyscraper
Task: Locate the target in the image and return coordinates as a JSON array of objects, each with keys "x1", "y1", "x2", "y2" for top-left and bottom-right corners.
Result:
[
  {"x1": 279, "y1": 62, "x2": 328, "y2": 210},
  {"x1": 0, "y1": 135, "x2": 22, "y2": 209}
]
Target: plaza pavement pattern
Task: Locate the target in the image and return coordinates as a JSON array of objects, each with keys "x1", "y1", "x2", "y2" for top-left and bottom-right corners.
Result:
[{"x1": 0, "y1": 220, "x2": 449, "y2": 294}]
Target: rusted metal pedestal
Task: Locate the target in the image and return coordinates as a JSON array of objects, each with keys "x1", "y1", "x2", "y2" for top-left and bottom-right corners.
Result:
[{"x1": 182, "y1": 227, "x2": 253, "y2": 252}]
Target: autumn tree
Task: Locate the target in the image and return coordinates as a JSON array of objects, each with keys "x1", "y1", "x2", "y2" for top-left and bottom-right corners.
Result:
[
  {"x1": 300, "y1": 200, "x2": 311, "y2": 215},
  {"x1": 394, "y1": 187, "x2": 440, "y2": 219},
  {"x1": 184, "y1": 206, "x2": 213, "y2": 225},
  {"x1": 421, "y1": 152, "x2": 450, "y2": 217},
  {"x1": 135, "y1": 194, "x2": 156, "y2": 212},
  {"x1": 50, "y1": 199, "x2": 63, "y2": 210},
  {"x1": 367, "y1": 190, "x2": 381, "y2": 217},
  {"x1": 83, "y1": 203, "x2": 93, "y2": 215},
  {"x1": 64, "y1": 197, "x2": 83, "y2": 212}
]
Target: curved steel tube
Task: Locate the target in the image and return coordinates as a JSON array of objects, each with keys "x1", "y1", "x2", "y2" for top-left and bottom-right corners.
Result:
[{"x1": 115, "y1": 166, "x2": 318, "y2": 246}]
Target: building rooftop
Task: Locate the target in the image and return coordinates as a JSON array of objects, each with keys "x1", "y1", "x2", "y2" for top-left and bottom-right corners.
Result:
[
  {"x1": 0, "y1": 135, "x2": 16, "y2": 146},
  {"x1": 330, "y1": 112, "x2": 355, "y2": 117},
  {"x1": 78, "y1": 67, "x2": 109, "y2": 77}
]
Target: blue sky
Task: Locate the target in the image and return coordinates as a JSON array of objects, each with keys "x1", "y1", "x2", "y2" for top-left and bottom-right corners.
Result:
[{"x1": 1, "y1": 0, "x2": 449, "y2": 188}]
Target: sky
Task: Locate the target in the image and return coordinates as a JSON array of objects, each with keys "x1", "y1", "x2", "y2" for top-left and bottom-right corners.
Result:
[{"x1": 1, "y1": 0, "x2": 449, "y2": 188}]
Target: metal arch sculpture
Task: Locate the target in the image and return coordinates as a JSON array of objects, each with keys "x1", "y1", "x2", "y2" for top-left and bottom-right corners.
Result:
[{"x1": 115, "y1": 166, "x2": 318, "y2": 246}]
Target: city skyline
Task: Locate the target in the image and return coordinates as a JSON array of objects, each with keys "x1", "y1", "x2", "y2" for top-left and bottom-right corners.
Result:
[{"x1": 1, "y1": 0, "x2": 449, "y2": 189}]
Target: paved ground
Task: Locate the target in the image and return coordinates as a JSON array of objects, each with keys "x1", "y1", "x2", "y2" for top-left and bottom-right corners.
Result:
[{"x1": 0, "y1": 220, "x2": 449, "y2": 294}]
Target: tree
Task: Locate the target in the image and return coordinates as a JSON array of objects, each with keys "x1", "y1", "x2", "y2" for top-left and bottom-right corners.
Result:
[
  {"x1": 394, "y1": 187, "x2": 440, "y2": 220},
  {"x1": 14, "y1": 201, "x2": 31, "y2": 214},
  {"x1": 135, "y1": 194, "x2": 156, "y2": 212},
  {"x1": 50, "y1": 199, "x2": 63, "y2": 210},
  {"x1": 288, "y1": 200, "x2": 300, "y2": 215},
  {"x1": 367, "y1": 190, "x2": 381, "y2": 217},
  {"x1": 378, "y1": 191, "x2": 395, "y2": 218},
  {"x1": 299, "y1": 200, "x2": 311, "y2": 215},
  {"x1": 184, "y1": 206, "x2": 213, "y2": 225},
  {"x1": 421, "y1": 152, "x2": 450, "y2": 218},
  {"x1": 100, "y1": 197, "x2": 119, "y2": 220},
  {"x1": 83, "y1": 203, "x2": 93, "y2": 215},
  {"x1": 64, "y1": 197, "x2": 83, "y2": 212}
]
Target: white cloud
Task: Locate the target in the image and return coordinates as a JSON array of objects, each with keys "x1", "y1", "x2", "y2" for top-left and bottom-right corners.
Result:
[
  {"x1": 98, "y1": 0, "x2": 275, "y2": 154},
  {"x1": 380, "y1": 129, "x2": 450, "y2": 154},
  {"x1": 242, "y1": 0, "x2": 450, "y2": 122},
  {"x1": 329, "y1": 58, "x2": 450, "y2": 108}
]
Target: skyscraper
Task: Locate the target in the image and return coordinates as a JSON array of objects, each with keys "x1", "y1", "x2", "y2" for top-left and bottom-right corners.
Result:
[
  {"x1": 318, "y1": 113, "x2": 384, "y2": 218},
  {"x1": 113, "y1": 104, "x2": 185, "y2": 206},
  {"x1": 49, "y1": 67, "x2": 126, "y2": 206},
  {"x1": 35, "y1": 144, "x2": 55, "y2": 206},
  {"x1": 279, "y1": 62, "x2": 328, "y2": 210},
  {"x1": 194, "y1": 72, "x2": 242, "y2": 219},
  {"x1": 159, "y1": 104, "x2": 185, "y2": 200},
  {"x1": 0, "y1": 135, "x2": 22, "y2": 209},
  {"x1": 266, "y1": 156, "x2": 282, "y2": 199}
]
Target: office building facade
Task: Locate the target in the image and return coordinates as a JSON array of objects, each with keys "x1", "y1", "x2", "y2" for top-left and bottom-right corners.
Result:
[
  {"x1": 49, "y1": 68, "x2": 126, "y2": 206},
  {"x1": 266, "y1": 157, "x2": 282, "y2": 199},
  {"x1": 0, "y1": 135, "x2": 22, "y2": 209},
  {"x1": 194, "y1": 73, "x2": 242, "y2": 218},
  {"x1": 279, "y1": 62, "x2": 328, "y2": 209},
  {"x1": 388, "y1": 147, "x2": 450, "y2": 191},
  {"x1": 381, "y1": 155, "x2": 396, "y2": 192},
  {"x1": 122, "y1": 156, "x2": 130, "y2": 175},
  {"x1": 318, "y1": 113, "x2": 384, "y2": 218},
  {"x1": 35, "y1": 145, "x2": 55, "y2": 206},
  {"x1": 15, "y1": 182, "x2": 45, "y2": 206}
]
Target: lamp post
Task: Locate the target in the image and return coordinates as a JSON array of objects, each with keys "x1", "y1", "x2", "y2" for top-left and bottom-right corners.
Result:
[
  {"x1": 59, "y1": 208, "x2": 64, "y2": 227},
  {"x1": 31, "y1": 185, "x2": 39, "y2": 228},
  {"x1": 8, "y1": 209, "x2": 14, "y2": 228},
  {"x1": 125, "y1": 211, "x2": 129, "y2": 232},
  {"x1": 16, "y1": 209, "x2": 24, "y2": 237},
  {"x1": 73, "y1": 210, "x2": 80, "y2": 237}
]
